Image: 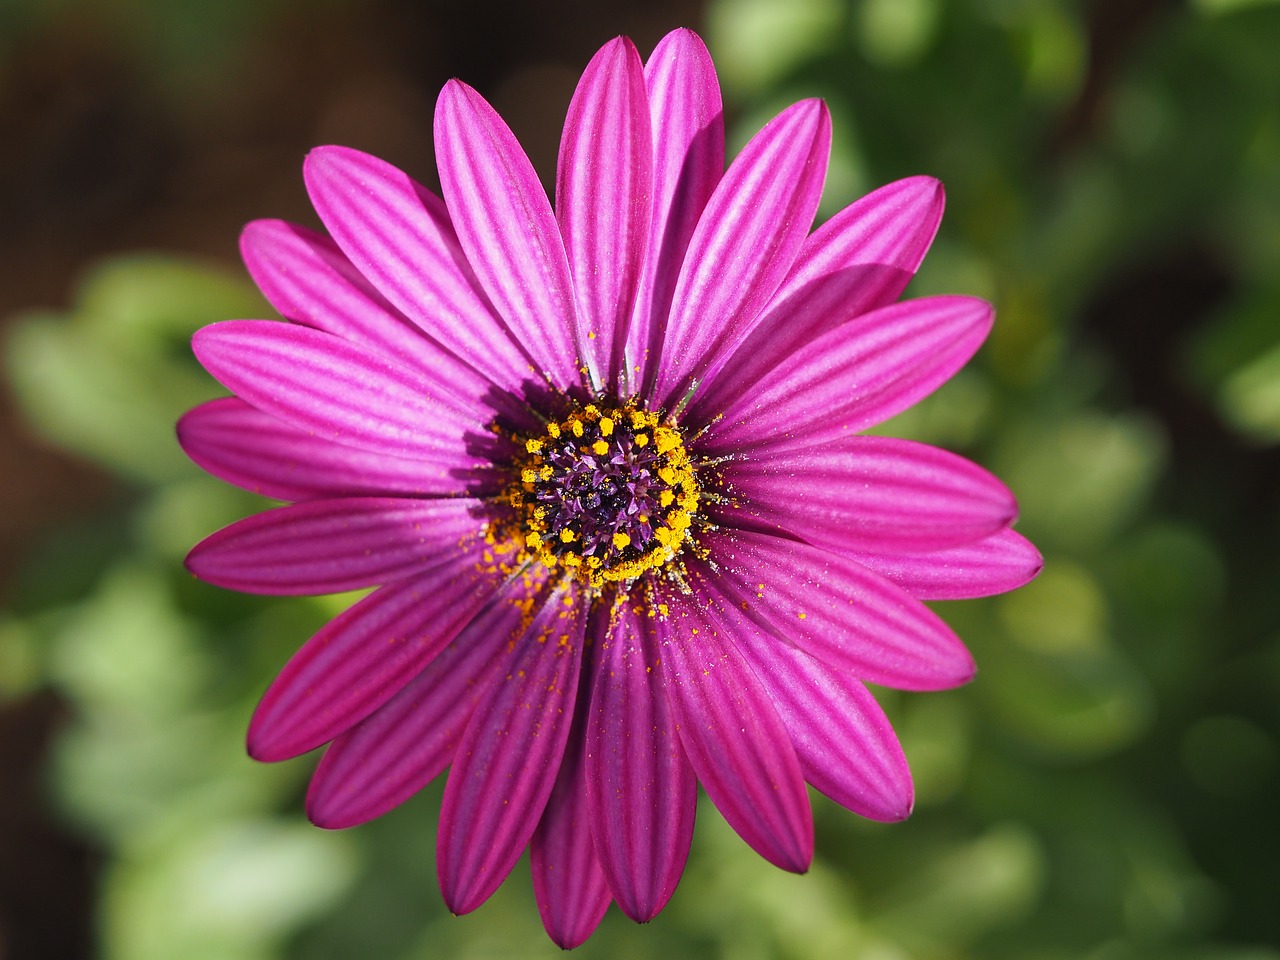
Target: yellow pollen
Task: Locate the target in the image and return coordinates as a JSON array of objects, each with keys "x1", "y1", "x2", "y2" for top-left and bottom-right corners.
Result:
[{"x1": 503, "y1": 400, "x2": 702, "y2": 589}]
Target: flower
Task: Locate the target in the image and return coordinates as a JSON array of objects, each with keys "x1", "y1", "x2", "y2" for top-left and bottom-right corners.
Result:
[{"x1": 179, "y1": 28, "x2": 1041, "y2": 948}]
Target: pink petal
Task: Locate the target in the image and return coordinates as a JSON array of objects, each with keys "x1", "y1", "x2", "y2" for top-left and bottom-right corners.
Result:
[
  {"x1": 186, "y1": 497, "x2": 486, "y2": 596},
  {"x1": 851, "y1": 527, "x2": 1044, "y2": 600},
  {"x1": 556, "y1": 36, "x2": 652, "y2": 390},
  {"x1": 700, "y1": 295, "x2": 993, "y2": 453},
  {"x1": 655, "y1": 587, "x2": 813, "y2": 872},
  {"x1": 301, "y1": 146, "x2": 536, "y2": 394},
  {"x1": 247, "y1": 546, "x2": 503, "y2": 761},
  {"x1": 192, "y1": 320, "x2": 494, "y2": 466},
  {"x1": 626, "y1": 28, "x2": 724, "y2": 397},
  {"x1": 240, "y1": 219, "x2": 469, "y2": 383},
  {"x1": 719, "y1": 435, "x2": 1018, "y2": 553},
  {"x1": 586, "y1": 600, "x2": 696, "y2": 922},
  {"x1": 731, "y1": 632, "x2": 913, "y2": 822},
  {"x1": 692, "y1": 531, "x2": 975, "y2": 691},
  {"x1": 438, "y1": 585, "x2": 587, "y2": 915},
  {"x1": 434, "y1": 81, "x2": 583, "y2": 390},
  {"x1": 307, "y1": 571, "x2": 548, "y2": 828},
  {"x1": 177, "y1": 398, "x2": 492, "y2": 502},
  {"x1": 651, "y1": 99, "x2": 831, "y2": 410},
  {"x1": 531, "y1": 632, "x2": 613, "y2": 948},
  {"x1": 691, "y1": 176, "x2": 945, "y2": 419}
]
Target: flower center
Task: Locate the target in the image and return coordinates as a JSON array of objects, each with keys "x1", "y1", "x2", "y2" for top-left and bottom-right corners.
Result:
[{"x1": 506, "y1": 401, "x2": 700, "y2": 588}]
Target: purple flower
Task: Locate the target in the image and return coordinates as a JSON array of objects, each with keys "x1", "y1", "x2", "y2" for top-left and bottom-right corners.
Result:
[{"x1": 179, "y1": 29, "x2": 1041, "y2": 947}]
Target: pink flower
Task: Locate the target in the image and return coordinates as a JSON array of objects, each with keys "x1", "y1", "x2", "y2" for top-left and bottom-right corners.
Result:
[{"x1": 179, "y1": 29, "x2": 1040, "y2": 947}]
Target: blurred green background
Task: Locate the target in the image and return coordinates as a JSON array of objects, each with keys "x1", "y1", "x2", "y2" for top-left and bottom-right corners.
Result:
[{"x1": 2, "y1": 0, "x2": 1279, "y2": 958}]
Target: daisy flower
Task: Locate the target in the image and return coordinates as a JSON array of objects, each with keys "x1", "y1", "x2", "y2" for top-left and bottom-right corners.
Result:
[{"x1": 179, "y1": 28, "x2": 1041, "y2": 948}]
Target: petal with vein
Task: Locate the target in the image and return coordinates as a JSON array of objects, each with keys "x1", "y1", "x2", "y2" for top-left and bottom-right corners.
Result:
[
  {"x1": 240, "y1": 219, "x2": 480, "y2": 391},
  {"x1": 656, "y1": 586, "x2": 813, "y2": 872},
  {"x1": 692, "y1": 176, "x2": 945, "y2": 417},
  {"x1": 651, "y1": 99, "x2": 831, "y2": 409},
  {"x1": 627, "y1": 28, "x2": 724, "y2": 396},
  {"x1": 307, "y1": 571, "x2": 549, "y2": 828},
  {"x1": 586, "y1": 600, "x2": 696, "y2": 922},
  {"x1": 702, "y1": 295, "x2": 993, "y2": 453},
  {"x1": 719, "y1": 435, "x2": 1017, "y2": 553},
  {"x1": 247, "y1": 544, "x2": 501, "y2": 761},
  {"x1": 186, "y1": 497, "x2": 486, "y2": 596},
  {"x1": 302, "y1": 146, "x2": 535, "y2": 392},
  {"x1": 731, "y1": 632, "x2": 913, "y2": 822},
  {"x1": 531, "y1": 622, "x2": 613, "y2": 947},
  {"x1": 689, "y1": 532, "x2": 975, "y2": 691},
  {"x1": 177, "y1": 398, "x2": 493, "y2": 502},
  {"x1": 557, "y1": 36, "x2": 652, "y2": 389},
  {"x1": 439, "y1": 585, "x2": 587, "y2": 915},
  {"x1": 850, "y1": 527, "x2": 1044, "y2": 600},
  {"x1": 435, "y1": 81, "x2": 583, "y2": 389},
  {"x1": 192, "y1": 320, "x2": 489, "y2": 465}
]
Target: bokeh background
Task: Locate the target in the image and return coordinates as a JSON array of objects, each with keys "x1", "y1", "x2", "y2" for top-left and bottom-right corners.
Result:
[{"x1": 3, "y1": 0, "x2": 1280, "y2": 958}]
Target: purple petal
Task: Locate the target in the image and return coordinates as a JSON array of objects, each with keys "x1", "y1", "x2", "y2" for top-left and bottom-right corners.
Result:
[
  {"x1": 654, "y1": 586, "x2": 813, "y2": 872},
  {"x1": 718, "y1": 435, "x2": 1018, "y2": 553},
  {"x1": 651, "y1": 99, "x2": 831, "y2": 409},
  {"x1": 177, "y1": 398, "x2": 492, "y2": 502},
  {"x1": 438, "y1": 585, "x2": 587, "y2": 915},
  {"x1": 301, "y1": 146, "x2": 536, "y2": 393},
  {"x1": 731, "y1": 632, "x2": 913, "y2": 822},
  {"x1": 247, "y1": 545, "x2": 504, "y2": 761},
  {"x1": 531, "y1": 627, "x2": 613, "y2": 948},
  {"x1": 434, "y1": 80, "x2": 583, "y2": 390},
  {"x1": 692, "y1": 531, "x2": 975, "y2": 691},
  {"x1": 691, "y1": 176, "x2": 946, "y2": 419},
  {"x1": 240, "y1": 220, "x2": 474, "y2": 384},
  {"x1": 853, "y1": 527, "x2": 1044, "y2": 600},
  {"x1": 586, "y1": 600, "x2": 696, "y2": 922},
  {"x1": 186, "y1": 497, "x2": 486, "y2": 596},
  {"x1": 700, "y1": 295, "x2": 993, "y2": 453},
  {"x1": 626, "y1": 28, "x2": 724, "y2": 397},
  {"x1": 307, "y1": 571, "x2": 548, "y2": 828},
  {"x1": 192, "y1": 320, "x2": 495, "y2": 466},
  {"x1": 556, "y1": 36, "x2": 652, "y2": 389}
]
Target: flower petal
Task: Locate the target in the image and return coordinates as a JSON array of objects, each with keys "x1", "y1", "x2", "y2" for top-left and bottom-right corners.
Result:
[
  {"x1": 655, "y1": 586, "x2": 813, "y2": 872},
  {"x1": 531, "y1": 627, "x2": 613, "y2": 948},
  {"x1": 701, "y1": 295, "x2": 993, "y2": 453},
  {"x1": 719, "y1": 435, "x2": 1018, "y2": 553},
  {"x1": 186, "y1": 497, "x2": 486, "y2": 596},
  {"x1": 557, "y1": 36, "x2": 652, "y2": 389},
  {"x1": 438, "y1": 585, "x2": 587, "y2": 915},
  {"x1": 626, "y1": 28, "x2": 724, "y2": 397},
  {"x1": 301, "y1": 146, "x2": 536, "y2": 393},
  {"x1": 435, "y1": 80, "x2": 583, "y2": 389},
  {"x1": 177, "y1": 398, "x2": 491, "y2": 502},
  {"x1": 651, "y1": 99, "x2": 831, "y2": 409},
  {"x1": 691, "y1": 531, "x2": 975, "y2": 691},
  {"x1": 586, "y1": 599, "x2": 696, "y2": 922},
  {"x1": 247, "y1": 545, "x2": 502, "y2": 761},
  {"x1": 852, "y1": 527, "x2": 1044, "y2": 600},
  {"x1": 731, "y1": 634, "x2": 913, "y2": 822},
  {"x1": 192, "y1": 320, "x2": 498, "y2": 466},
  {"x1": 691, "y1": 176, "x2": 945, "y2": 419},
  {"x1": 307, "y1": 572, "x2": 548, "y2": 828}
]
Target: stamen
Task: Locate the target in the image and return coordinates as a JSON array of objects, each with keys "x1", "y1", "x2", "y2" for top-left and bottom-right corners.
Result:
[{"x1": 502, "y1": 398, "x2": 702, "y2": 589}]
